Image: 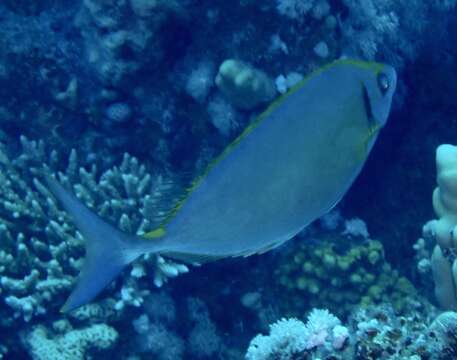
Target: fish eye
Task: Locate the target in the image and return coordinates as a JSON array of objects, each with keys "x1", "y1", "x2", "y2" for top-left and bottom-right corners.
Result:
[{"x1": 377, "y1": 72, "x2": 390, "y2": 95}]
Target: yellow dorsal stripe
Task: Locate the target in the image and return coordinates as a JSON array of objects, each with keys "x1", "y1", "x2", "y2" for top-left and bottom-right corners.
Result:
[{"x1": 143, "y1": 227, "x2": 166, "y2": 239}]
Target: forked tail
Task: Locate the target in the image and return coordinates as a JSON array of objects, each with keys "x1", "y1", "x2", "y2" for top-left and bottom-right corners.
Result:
[{"x1": 45, "y1": 175, "x2": 152, "y2": 312}]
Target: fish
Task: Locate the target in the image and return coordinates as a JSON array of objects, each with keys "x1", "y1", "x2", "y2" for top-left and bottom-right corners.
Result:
[{"x1": 45, "y1": 59, "x2": 397, "y2": 312}]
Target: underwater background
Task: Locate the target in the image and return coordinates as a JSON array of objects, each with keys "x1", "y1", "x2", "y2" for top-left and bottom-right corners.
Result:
[{"x1": 0, "y1": 0, "x2": 457, "y2": 359}]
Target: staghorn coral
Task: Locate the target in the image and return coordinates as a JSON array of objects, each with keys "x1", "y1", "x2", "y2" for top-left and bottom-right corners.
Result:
[{"x1": 0, "y1": 136, "x2": 188, "y2": 325}]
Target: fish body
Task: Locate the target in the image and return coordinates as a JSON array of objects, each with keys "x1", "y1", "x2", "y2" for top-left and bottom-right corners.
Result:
[{"x1": 46, "y1": 59, "x2": 397, "y2": 312}]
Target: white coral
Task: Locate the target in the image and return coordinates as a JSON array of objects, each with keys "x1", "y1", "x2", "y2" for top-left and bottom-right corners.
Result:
[
  {"x1": 245, "y1": 309, "x2": 348, "y2": 359},
  {"x1": 0, "y1": 136, "x2": 188, "y2": 322}
]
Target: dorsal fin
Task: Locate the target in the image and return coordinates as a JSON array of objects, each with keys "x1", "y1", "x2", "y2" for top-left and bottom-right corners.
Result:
[{"x1": 140, "y1": 172, "x2": 190, "y2": 229}]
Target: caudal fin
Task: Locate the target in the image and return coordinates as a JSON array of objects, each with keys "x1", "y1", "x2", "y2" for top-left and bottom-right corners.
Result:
[{"x1": 45, "y1": 175, "x2": 144, "y2": 312}]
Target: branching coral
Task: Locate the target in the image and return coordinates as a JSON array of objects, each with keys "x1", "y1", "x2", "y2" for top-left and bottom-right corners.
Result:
[
  {"x1": 246, "y1": 309, "x2": 349, "y2": 360},
  {"x1": 23, "y1": 323, "x2": 118, "y2": 360},
  {"x1": 0, "y1": 136, "x2": 188, "y2": 325},
  {"x1": 246, "y1": 303, "x2": 457, "y2": 359}
]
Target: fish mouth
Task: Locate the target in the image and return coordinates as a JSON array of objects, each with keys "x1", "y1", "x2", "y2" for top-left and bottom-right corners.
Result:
[{"x1": 364, "y1": 122, "x2": 382, "y2": 154}]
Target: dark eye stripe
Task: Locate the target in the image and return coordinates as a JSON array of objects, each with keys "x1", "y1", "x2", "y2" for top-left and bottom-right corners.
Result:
[{"x1": 362, "y1": 83, "x2": 374, "y2": 121}]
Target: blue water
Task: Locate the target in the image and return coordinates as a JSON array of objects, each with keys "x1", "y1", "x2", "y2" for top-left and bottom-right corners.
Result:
[{"x1": 0, "y1": 1, "x2": 456, "y2": 359}]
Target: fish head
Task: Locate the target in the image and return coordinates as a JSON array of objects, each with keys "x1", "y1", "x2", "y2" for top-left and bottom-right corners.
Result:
[
  {"x1": 361, "y1": 63, "x2": 397, "y2": 130},
  {"x1": 355, "y1": 62, "x2": 397, "y2": 154}
]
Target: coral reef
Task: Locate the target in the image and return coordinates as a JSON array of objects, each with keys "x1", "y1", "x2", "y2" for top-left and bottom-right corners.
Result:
[
  {"x1": 23, "y1": 322, "x2": 118, "y2": 360},
  {"x1": 0, "y1": 137, "x2": 188, "y2": 335},
  {"x1": 215, "y1": 59, "x2": 276, "y2": 110},
  {"x1": 246, "y1": 302, "x2": 457, "y2": 359},
  {"x1": 339, "y1": 0, "x2": 456, "y2": 67},
  {"x1": 75, "y1": 0, "x2": 183, "y2": 87},
  {"x1": 275, "y1": 217, "x2": 415, "y2": 317},
  {"x1": 246, "y1": 309, "x2": 350, "y2": 360},
  {"x1": 130, "y1": 292, "x2": 232, "y2": 360},
  {"x1": 0, "y1": 0, "x2": 455, "y2": 358}
]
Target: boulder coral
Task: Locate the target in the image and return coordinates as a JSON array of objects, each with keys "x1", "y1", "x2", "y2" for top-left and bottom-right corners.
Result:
[{"x1": 424, "y1": 144, "x2": 457, "y2": 309}]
